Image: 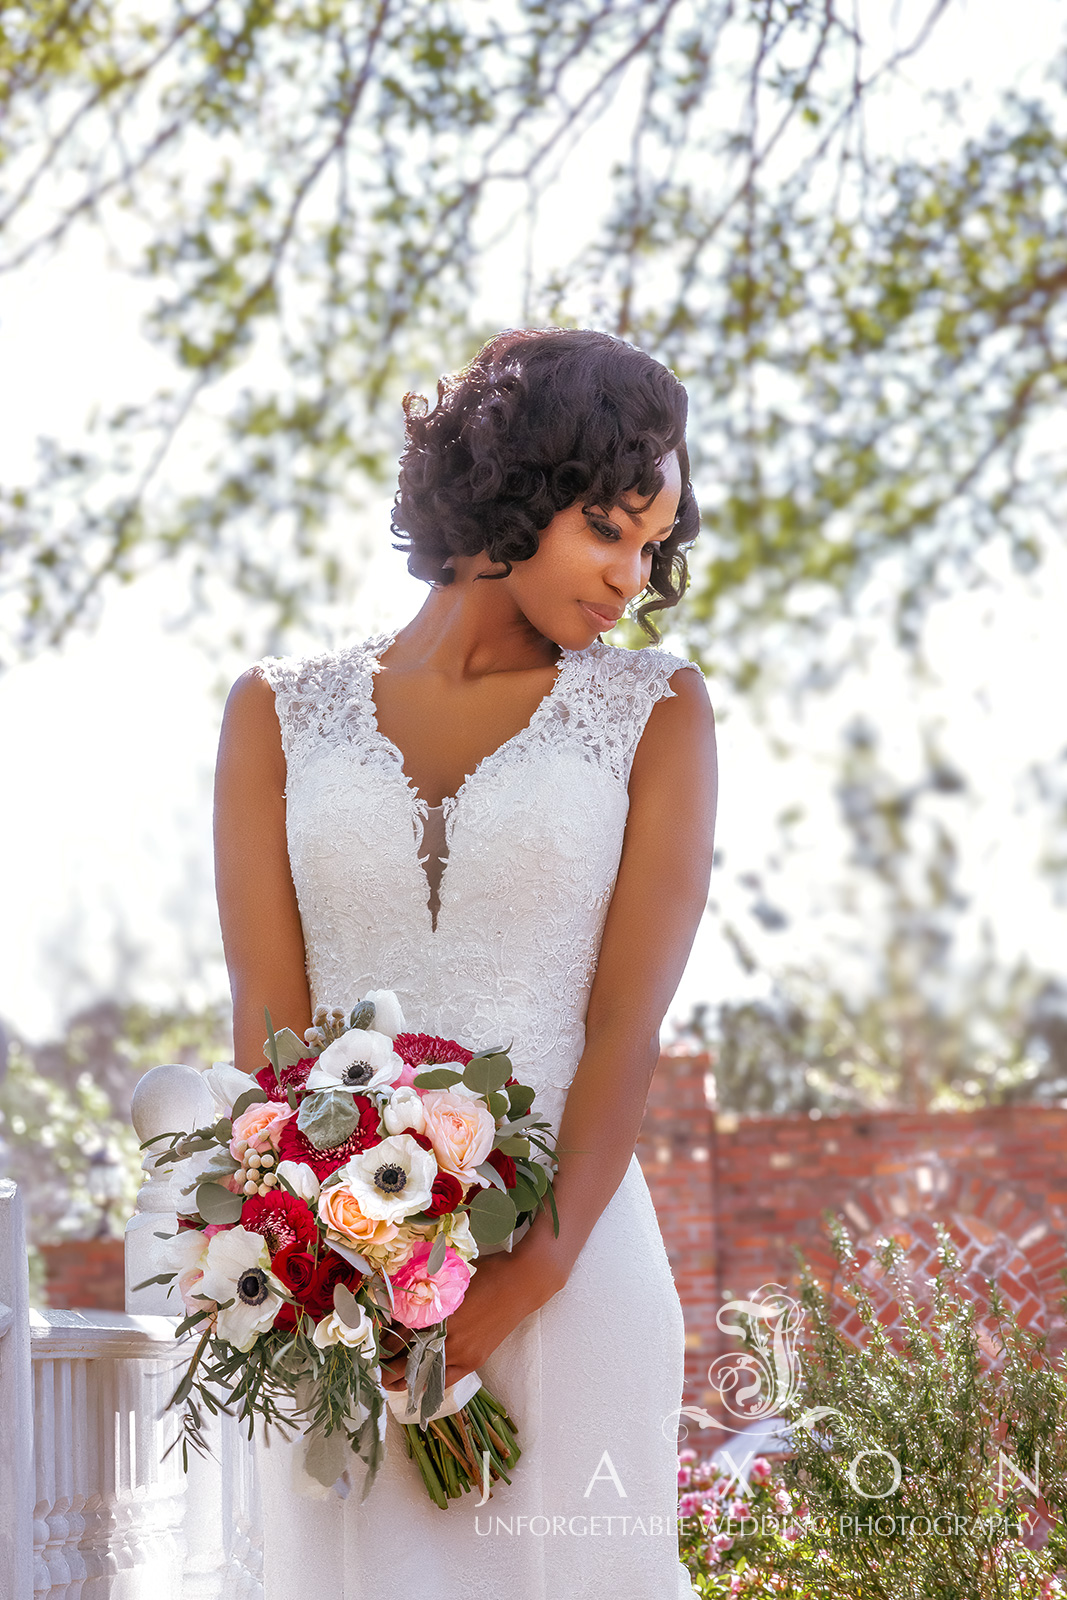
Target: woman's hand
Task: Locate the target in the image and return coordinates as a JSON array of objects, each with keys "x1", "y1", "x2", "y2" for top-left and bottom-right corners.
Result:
[{"x1": 377, "y1": 1242, "x2": 562, "y2": 1394}]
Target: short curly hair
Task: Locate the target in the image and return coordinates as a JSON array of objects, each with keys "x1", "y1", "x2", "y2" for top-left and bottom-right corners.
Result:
[{"x1": 390, "y1": 327, "x2": 699, "y2": 641}]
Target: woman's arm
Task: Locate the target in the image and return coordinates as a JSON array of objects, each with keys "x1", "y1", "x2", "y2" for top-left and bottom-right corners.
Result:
[
  {"x1": 213, "y1": 667, "x2": 313, "y2": 1076},
  {"x1": 520, "y1": 663, "x2": 718, "y2": 1289}
]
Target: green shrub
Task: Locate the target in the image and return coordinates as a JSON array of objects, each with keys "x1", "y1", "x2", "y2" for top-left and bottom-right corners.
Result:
[{"x1": 679, "y1": 1217, "x2": 1067, "y2": 1597}]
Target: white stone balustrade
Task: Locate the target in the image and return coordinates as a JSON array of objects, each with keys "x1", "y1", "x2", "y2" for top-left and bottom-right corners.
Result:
[{"x1": 0, "y1": 1062, "x2": 265, "y2": 1599}]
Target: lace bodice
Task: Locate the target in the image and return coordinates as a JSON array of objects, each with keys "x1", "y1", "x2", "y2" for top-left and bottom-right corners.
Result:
[{"x1": 256, "y1": 629, "x2": 702, "y2": 1139}]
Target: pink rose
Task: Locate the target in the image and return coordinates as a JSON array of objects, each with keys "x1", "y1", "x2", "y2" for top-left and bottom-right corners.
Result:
[
  {"x1": 389, "y1": 1239, "x2": 471, "y2": 1329},
  {"x1": 418, "y1": 1090, "x2": 495, "y2": 1186},
  {"x1": 229, "y1": 1100, "x2": 296, "y2": 1158}
]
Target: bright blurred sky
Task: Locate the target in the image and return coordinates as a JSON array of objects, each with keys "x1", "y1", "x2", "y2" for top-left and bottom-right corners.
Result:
[{"x1": 2, "y1": 0, "x2": 1066, "y2": 1048}]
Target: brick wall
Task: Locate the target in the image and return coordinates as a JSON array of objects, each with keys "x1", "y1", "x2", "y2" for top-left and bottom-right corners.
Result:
[
  {"x1": 40, "y1": 1238, "x2": 126, "y2": 1310},
  {"x1": 636, "y1": 1049, "x2": 1067, "y2": 1418}
]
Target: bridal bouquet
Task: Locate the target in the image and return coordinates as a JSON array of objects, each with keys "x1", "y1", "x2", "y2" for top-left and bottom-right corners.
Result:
[{"x1": 134, "y1": 990, "x2": 560, "y2": 1508}]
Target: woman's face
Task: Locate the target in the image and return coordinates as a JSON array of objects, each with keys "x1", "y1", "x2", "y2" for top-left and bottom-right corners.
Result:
[{"x1": 497, "y1": 450, "x2": 683, "y2": 650}]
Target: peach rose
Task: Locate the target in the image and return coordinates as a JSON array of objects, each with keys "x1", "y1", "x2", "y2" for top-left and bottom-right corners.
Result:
[
  {"x1": 418, "y1": 1090, "x2": 496, "y2": 1186},
  {"x1": 318, "y1": 1181, "x2": 399, "y2": 1254},
  {"x1": 228, "y1": 1100, "x2": 296, "y2": 1158}
]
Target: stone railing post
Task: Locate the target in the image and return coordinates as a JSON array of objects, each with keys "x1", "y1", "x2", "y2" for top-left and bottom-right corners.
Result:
[
  {"x1": 125, "y1": 1064, "x2": 214, "y2": 1315},
  {"x1": 0, "y1": 1179, "x2": 35, "y2": 1600},
  {"x1": 123, "y1": 1062, "x2": 264, "y2": 1597}
]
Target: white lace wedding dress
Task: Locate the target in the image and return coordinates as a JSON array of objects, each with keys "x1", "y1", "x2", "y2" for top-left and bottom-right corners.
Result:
[{"x1": 253, "y1": 627, "x2": 701, "y2": 1600}]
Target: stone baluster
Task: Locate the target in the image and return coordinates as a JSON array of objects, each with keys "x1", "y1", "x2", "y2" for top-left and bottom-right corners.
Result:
[
  {"x1": 0, "y1": 1179, "x2": 35, "y2": 1600},
  {"x1": 125, "y1": 1064, "x2": 214, "y2": 1315}
]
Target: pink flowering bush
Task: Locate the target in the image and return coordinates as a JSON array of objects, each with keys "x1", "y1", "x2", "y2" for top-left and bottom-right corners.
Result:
[{"x1": 677, "y1": 1449, "x2": 810, "y2": 1597}]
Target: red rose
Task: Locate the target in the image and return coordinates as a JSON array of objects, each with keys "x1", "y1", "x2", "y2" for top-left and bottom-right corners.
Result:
[
  {"x1": 255, "y1": 1056, "x2": 316, "y2": 1103},
  {"x1": 487, "y1": 1147, "x2": 517, "y2": 1188},
  {"x1": 405, "y1": 1131, "x2": 434, "y2": 1152},
  {"x1": 393, "y1": 1033, "x2": 473, "y2": 1068},
  {"x1": 424, "y1": 1169, "x2": 464, "y2": 1218},
  {"x1": 305, "y1": 1250, "x2": 364, "y2": 1321},
  {"x1": 240, "y1": 1189, "x2": 318, "y2": 1255},
  {"x1": 467, "y1": 1147, "x2": 517, "y2": 1200},
  {"x1": 270, "y1": 1243, "x2": 319, "y2": 1332},
  {"x1": 277, "y1": 1094, "x2": 382, "y2": 1179}
]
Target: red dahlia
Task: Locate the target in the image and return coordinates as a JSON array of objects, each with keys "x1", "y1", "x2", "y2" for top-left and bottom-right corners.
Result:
[
  {"x1": 255, "y1": 1056, "x2": 316, "y2": 1103},
  {"x1": 240, "y1": 1189, "x2": 318, "y2": 1256},
  {"x1": 276, "y1": 1093, "x2": 382, "y2": 1179},
  {"x1": 393, "y1": 1032, "x2": 473, "y2": 1068}
]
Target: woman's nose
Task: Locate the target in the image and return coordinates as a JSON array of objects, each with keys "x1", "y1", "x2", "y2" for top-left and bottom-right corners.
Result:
[{"x1": 604, "y1": 544, "x2": 648, "y2": 601}]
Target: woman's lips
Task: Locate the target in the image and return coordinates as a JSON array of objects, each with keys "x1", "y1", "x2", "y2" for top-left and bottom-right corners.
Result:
[{"x1": 579, "y1": 601, "x2": 621, "y2": 630}]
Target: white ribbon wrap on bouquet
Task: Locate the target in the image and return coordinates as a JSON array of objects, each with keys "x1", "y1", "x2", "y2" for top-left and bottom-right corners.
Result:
[
  {"x1": 382, "y1": 1367, "x2": 483, "y2": 1426},
  {"x1": 288, "y1": 1218, "x2": 531, "y2": 1498}
]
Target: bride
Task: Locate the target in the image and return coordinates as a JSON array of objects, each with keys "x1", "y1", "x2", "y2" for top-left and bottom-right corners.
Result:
[{"x1": 213, "y1": 327, "x2": 718, "y2": 1598}]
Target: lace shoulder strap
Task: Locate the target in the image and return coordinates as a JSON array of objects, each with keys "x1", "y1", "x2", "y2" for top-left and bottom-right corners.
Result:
[
  {"x1": 253, "y1": 636, "x2": 379, "y2": 781},
  {"x1": 567, "y1": 640, "x2": 705, "y2": 785}
]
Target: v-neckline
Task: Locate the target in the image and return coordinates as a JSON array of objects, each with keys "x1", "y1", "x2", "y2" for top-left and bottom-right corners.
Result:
[{"x1": 361, "y1": 627, "x2": 585, "y2": 816}]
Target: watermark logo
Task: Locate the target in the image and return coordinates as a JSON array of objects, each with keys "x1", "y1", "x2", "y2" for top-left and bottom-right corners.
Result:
[{"x1": 662, "y1": 1282, "x2": 841, "y2": 1443}]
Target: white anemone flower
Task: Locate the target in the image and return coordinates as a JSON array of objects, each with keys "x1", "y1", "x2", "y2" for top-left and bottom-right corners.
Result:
[
  {"x1": 307, "y1": 1027, "x2": 403, "y2": 1096},
  {"x1": 361, "y1": 989, "x2": 406, "y2": 1040},
  {"x1": 195, "y1": 1226, "x2": 286, "y2": 1352},
  {"x1": 336, "y1": 1134, "x2": 438, "y2": 1223},
  {"x1": 203, "y1": 1060, "x2": 256, "y2": 1117}
]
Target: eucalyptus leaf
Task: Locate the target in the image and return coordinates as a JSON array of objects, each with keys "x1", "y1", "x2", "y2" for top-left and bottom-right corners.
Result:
[
  {"x1": 333, "y1": 1281, "x2": 366, "y2": 1329},
  {"x1": 496, "y1": 1135, "x2": 531, "y2": 1157},
  {"x1": 263, "y1": 1026, "x2": 309, "y2": 1069},
  {"x1": 349, "y1": 1001, "x2": 376, "y2": 1031},
  {"x1": 325, "y1": 1239, "x2": 374, "y2": 1276},
  {"x1": 506, "y1": 1084, "x2": 535, "y2": 1116},
  {"x1": 487, "y1": 1090, "x2": 510, "y2": 1119},
  {"x1": 426, "y1": 1232, "x2": 447, "y2": 1275},
  {"x1": 509, "y1": 1173, "x2": 541, "y2": 1214},
  {"x1": 297, "y1": 1088, "x2": 359, "y2": 1150},
  {"x1": 130, "y1": 1271, "x2": 178, "y2": 1290},
  {"x1": 195, "y1": 1182, "x2": 244, "y2": 1224},
  {"x1": 462, "y1": 1053, "x2": 512, "y2": 1096},
  {"x1": 411, "y1": 1066, "x2": 463, "y2": 1090},
  {"x1": 378, "y1": 1268, "x2": 395, "y2": 1314},
  {"x1": 467, "y1": 1186, "x2": 518, "y2": 1244},
  {"x1": 231, "y1": 1085, "x2": 269, "y2": 1120},
  {"x1": 473, "y1": 1160, "x2": 508, "y2": 1193}
]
